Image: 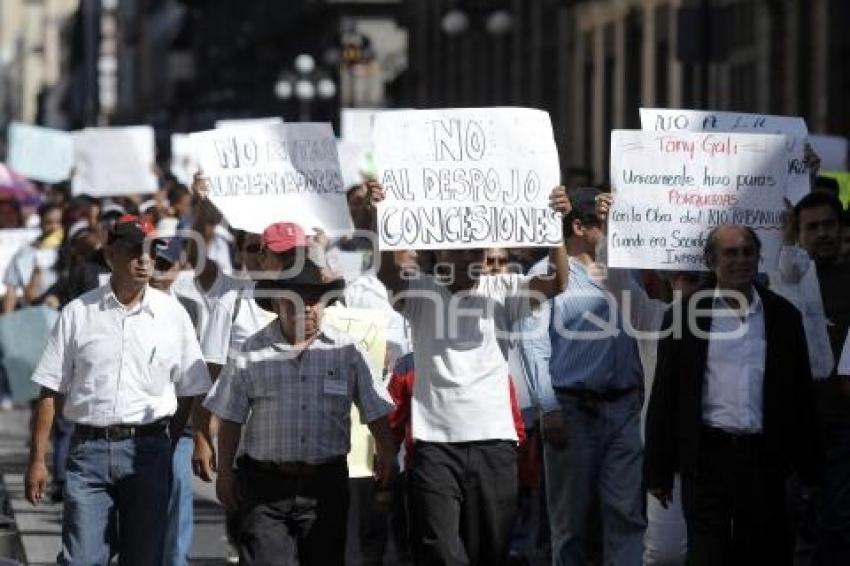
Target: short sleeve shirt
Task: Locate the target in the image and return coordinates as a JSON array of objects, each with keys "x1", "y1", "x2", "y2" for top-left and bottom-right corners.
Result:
[{"x1": 403, "y1": 273, "x2": 532, "y2": 442}]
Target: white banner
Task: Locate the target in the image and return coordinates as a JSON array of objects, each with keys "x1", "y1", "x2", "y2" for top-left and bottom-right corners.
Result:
[
  {"x1": 71, "y1": 126, "x2": 158, "y2": 196},
  {"x1": 170, "y1": 133, "x2": 199, "y2": 185},
  {"x1": 640, "y1": 108, "x2": 810, "y2": 202},
  {"x1": 809, "y1": 134, "x2": 848, "y2": 172},
  {"x1": 373, "y1": 107, "x2": 562, "y2": 250},
  {"x1": 215, "y1": 117, "x2": 283, "y2": 129},
  {"x1": 190, "y1": 122, "x2": 351, "y2": 235},
  {"x1": 336, "y1": 139, "x2": 371, "y2": 189},
  {"x1": 7, "y1": 122, "x2": 74, "y2": 183},
  {"x1": 608, "y1": 130, "x2": 788, "y2": 271}
]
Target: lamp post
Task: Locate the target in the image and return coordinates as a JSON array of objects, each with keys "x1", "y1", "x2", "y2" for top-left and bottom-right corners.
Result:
[
  {"x1": 439, "y1": 4, "x2": 514, "y2": 105},
  {"x1": 274, "y1": 54, "x2": 337, "y2": 121}
]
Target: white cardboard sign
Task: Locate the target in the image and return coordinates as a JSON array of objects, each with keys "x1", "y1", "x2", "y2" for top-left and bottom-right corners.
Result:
[
  {"x1": 190, "y1": 122, "x2": 351, "y2": 235},
  {"x1": 608, "y1": 130, "x2": 788, "y2": 271},
  {"x1": 640, "y1": 108, "x2": 810, "y2": 202},
  {"x1": 7, "y1": 122, "x2": 74, "y2": 183},
  {"x1": 809, "y1": 134, "x2": 848, "y2": 172},
  {"x1": 170, "y1": 133, "x2": 199, "y2": 186},
  {"x1": 373, "y1": 107, "x2": 563, "y2": 250},
  {"x1": 71, "y1": 126, "x2": 158, "y2": 196}
]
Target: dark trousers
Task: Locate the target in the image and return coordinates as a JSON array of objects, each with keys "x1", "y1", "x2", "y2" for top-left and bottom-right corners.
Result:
[
  {"x1": 234, "y1": 457, "x2": 349, "y2": 566},
  {"x1": 813, "y1": 424, "x2": 850, "y2": 565},
  {"x1": 409, "y1": 440, "x2": 517, "y2": 566},
  {"x1": 681, "y1": 428, "x2": 790, "y2": 566}
]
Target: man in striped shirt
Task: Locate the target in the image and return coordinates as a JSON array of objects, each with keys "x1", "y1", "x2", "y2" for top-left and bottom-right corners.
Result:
[{"x1": 520, "y1": 187, "x2": 646, "y2": 565}]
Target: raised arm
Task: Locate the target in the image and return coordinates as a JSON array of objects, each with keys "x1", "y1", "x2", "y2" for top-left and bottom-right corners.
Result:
[
  {"x1": 596, "y1": 192, "x2": 666, "y2": 333},
  {"x1": 364, "y1": 181, "x2": 413, "y2": 306},
  {"x1": 527, "y1": 186, "x2": 571, "y2": 304}
]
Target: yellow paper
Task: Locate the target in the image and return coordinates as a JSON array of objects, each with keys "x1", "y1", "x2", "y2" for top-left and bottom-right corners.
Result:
[
  {"x1": 323, "y1": 306, "x2": 388, "y2": 478},
  {"x1": 821, "y1": 171, "x2": 850, "y2": 208}
]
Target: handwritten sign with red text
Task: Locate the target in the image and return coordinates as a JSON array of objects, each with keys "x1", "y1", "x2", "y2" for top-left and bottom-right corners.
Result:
[
  {"x1": 640, "y1": 108, "x2": 810, "y2": 202},
  {"x1": 608, "y1": 130, "x2": 789, "y2": 271}
]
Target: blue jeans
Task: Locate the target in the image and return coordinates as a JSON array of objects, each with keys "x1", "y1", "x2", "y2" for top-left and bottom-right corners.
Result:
[
  {"x1": 163, "y1": 433, "x2": 194, "y2": 566},
  {"x1": 60, "y1": 433, "x2": 172, "y2": 566},
  {"x1": 544, "y1": 390, "x2": 646, "y2": 566},
  {"x1": 53, "y1": 415, "x2": 75, "y2": 484}
]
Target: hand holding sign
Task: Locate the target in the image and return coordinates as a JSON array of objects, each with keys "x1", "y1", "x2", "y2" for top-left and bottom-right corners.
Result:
[
  {"x1": 608, "y1": 130, "x2": 789, "y2": 272},
  {"x1": 373, "y1": 108, "x2": 563, "y2": 250},
  {"x1": 549, "y1": 186, "x2": 572, "y2": 216},
  {"x1": 190, "y1": 122, "x2": 351, "y2": 235}
]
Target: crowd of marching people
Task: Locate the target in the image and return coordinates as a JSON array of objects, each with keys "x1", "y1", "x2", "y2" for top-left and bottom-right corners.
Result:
[{"x1": 1, "y1": 129, "x2": 850, "y2": 566}]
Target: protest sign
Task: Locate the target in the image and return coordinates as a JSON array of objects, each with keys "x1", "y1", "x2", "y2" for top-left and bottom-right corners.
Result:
[
  {"x1": 337, "y1": 139, "x2": 371, "y2": 189},
  {"x1": 608, "y1": 130, "x2": 788, "y2": 271},
  {"x1": 809, "y1": 134, "x2": 848, "y2": 172},
  {"x1": 0, "y1": 306, "x2": 58, "y2": 403},
  {"x1": 341, "y1": 108, "x2": 378, "y2": 143},
  {"x1": 373, "y1": 107, "x2": 562, "y2": 250},
  {"x1": 0, "y1": 228, "x2": 40, "y2": 295},
  {"x1": 71, "y1": 126, "x2": 158, "y2": 196},
  {"x1": 640, "y1": 108, "x2": 810, "y2": 202},
  {"x1": 6, "y1": 122, "x2": 74, "y2": 183},
  {"x1": 323, "y1": 306, "x2": 388, "y2": 478},
  {"x1": 215, "y1": 117, "x2": 283, "y2": 129},
  {"x1": 170, "y1": 133, "x2": 199, "y2": 185},
  {"x1": 190, "y1": 122, "x2": 351, "y2": 235}
]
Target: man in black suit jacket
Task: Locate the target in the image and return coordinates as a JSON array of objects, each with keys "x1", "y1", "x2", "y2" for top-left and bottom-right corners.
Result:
[{"x1": 645, "y1": 225, "x2": 821, "y2": 566}]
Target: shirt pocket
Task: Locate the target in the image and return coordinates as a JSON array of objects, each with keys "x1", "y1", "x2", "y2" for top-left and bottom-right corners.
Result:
[
  {"x1": 320, "y1": 366, "x2": 351, "y2": 422},
  {"x1": 145, "y1": 345, "x2": 174, "y2": 396}
]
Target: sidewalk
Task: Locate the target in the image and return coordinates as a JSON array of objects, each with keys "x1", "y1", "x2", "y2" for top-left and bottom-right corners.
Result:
[{"x1": 0, "y1": 408, "x2": 230, "y2": 565}]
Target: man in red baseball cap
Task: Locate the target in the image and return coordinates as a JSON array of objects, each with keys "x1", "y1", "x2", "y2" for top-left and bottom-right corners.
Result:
[{"x1": 260, "y1": 221, "x2": 308, "y2": 254}]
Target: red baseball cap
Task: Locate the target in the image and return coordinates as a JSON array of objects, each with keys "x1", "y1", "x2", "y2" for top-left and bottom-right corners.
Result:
[{"x1": 261, "y1": 222, "x2": 308, "y2": 254}]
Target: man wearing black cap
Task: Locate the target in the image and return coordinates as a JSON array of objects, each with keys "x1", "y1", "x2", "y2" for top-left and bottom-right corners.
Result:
[
  {"x1": 24, "y1": 215, "x2": 211, "y2": 566},
  {"x1": 203, "y1": 257, "x2": 396, "y2": 566}
]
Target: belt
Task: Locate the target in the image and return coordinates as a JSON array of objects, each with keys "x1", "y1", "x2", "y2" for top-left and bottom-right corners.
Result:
[
  {"x1": 74, "y1": 418, "x2": 170, "y2": 441},
  {"x1": 700, "y1": 425, "x2": 763, "y2": 449},
  {"x1": 239, "y1": 455, "x2": 346, "y2": 477},
  {"x1": 558, "y1": 387, "x2": 636, "y2": 404}
]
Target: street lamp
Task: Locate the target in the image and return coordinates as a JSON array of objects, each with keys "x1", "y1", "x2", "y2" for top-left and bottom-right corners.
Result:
[
  {"x1": 441, "y1": 7, "x2": 513, "y2": 37},
  {"x1": 274, "y1": 53, "x2": 336, "y2": 121}
]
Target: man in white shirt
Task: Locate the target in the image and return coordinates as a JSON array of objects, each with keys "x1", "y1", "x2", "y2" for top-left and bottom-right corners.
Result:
[
  {"x1": 24, "y1": 215, "x2": 211, "y2": 566},
  {"x1": 367, "y1": 181, "x2": 571, "y2": 566},
  {"x1": 645, "y1": 225, "x2": 821, "y2": 566}
]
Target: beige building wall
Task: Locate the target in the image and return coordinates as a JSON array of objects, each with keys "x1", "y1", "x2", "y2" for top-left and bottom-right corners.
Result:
[{"x1": 1, "y1": 0, "x2": 78, "y2": 123}]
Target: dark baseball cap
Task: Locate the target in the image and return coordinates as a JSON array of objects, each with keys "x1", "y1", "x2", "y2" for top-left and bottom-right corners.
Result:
[{"x1": 108, "y1": 214, "x2": 162, "y2": 247}]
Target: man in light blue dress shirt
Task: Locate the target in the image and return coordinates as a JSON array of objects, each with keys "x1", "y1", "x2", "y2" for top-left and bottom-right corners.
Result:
[{"x1": 519, "y1": 187, "x2": 645, "y2": 566}]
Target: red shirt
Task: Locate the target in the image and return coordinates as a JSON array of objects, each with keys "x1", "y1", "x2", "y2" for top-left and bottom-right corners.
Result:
[{"x1": 387, "y1": 353, "x2": 527, "y2": 468}]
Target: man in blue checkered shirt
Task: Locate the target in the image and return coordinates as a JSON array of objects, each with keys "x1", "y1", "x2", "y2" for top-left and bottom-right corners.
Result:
[{"x1": 204, "y1": 256, "x2": 396, "y2": 566}]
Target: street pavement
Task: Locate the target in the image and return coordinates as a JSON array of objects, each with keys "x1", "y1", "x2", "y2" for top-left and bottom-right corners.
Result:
[{"x1": 0, "y1": 407, "x2": 230, "y2": 565}]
